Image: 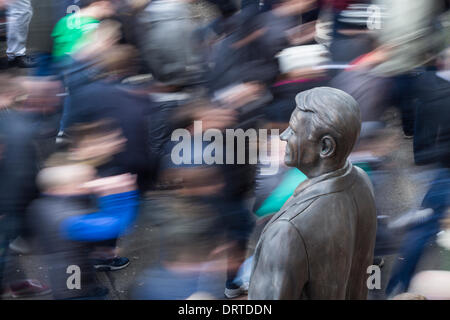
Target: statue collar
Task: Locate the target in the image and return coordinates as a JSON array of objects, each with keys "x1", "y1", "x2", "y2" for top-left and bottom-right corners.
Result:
[
  {"x1": 261, "y1": 162, "x2": 358, "y2": 235},
  {"x1": 293, "y1": 161, "x2": 353, "y2": 197},
  {"x1": 277, "y1": 161, "x2": 356, "y2": 214}
]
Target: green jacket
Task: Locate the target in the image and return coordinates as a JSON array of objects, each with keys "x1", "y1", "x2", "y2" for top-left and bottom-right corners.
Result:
[{"x1": 52, "y1": 14, "x2": 99, "y2": 58}]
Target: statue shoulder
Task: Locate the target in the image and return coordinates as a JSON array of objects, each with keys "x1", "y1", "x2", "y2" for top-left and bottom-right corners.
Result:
[
  {"x1": 277, "y1": 197, "x2": 319, "y2": 223},
  {"x1": 353, "y1": 165, "x2": 375, "y2": 196}
]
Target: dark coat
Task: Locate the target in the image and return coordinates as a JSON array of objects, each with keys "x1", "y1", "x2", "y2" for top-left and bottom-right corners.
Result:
[
  {"x1": 413, "y1": 71, "x2": 450, "y2": 168},
  {"x1": 0, "y1": 110, "x2": 59, "y2": 238},
  {"x1": 66, "y1": 81, "x2": 158, "y2": 190},
  {"x1": 248, "y1": 163, "x2": 377, "y2": 300},
  {"x1": 29, "y1": 195, "x2": 99, "y2": 300}
]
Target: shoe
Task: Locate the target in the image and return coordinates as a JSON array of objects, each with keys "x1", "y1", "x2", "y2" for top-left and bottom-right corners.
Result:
[
  {"x1": 93, "y1": 257, "x2": 130, "y2": 271},
  {"x1": 8, "y1": 55, "x2": 37, "y2": 68},
  {"x1": 437, "y1": 230, "x2": 450, "y2": 250},
  {"x1": 9, "y1": 236, "x2": 32, "y2": 255},
  {"x1": 403, "y1": 133, "x2": 414, "y2": 139},
  {"x1": 3, "y1": 280, "x2": 51, "y2": 299},
  {"x1": 224, "y1": 280, "x2": 248, "y2": 299},
  {"x1": 388, "y1": 208, "x2": 434, "y2": 230},
  {"x1": 56, "y1": 131, "x2": 70, "y2": 147}
]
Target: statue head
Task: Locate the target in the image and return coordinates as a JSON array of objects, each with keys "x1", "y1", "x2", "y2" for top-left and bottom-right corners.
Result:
[{"x1": 280, "y1": 87, "x2": 361, "y2": 178}]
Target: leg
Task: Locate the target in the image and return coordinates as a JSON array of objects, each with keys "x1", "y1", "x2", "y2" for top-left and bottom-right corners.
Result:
[
  {"x1": 387, "y1": 169, "x2": 450, "y2": 295},
  {"x1": 393, "y1": 73, "x2": 422, "y2": 137},
  {"x1": 6, "y1": 0, "x2": 32, "y2": 60},
  {"x1": 221, "y1": 199, "x2": 255, "y2": 298},
  {"x1": 386, "y1": 223, "x2": 438, "y2": 296}
]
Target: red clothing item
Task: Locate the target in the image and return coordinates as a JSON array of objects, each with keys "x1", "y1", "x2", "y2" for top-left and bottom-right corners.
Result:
[{"x1": 320, "y1": 0, "x2": 356, "y2": 10}]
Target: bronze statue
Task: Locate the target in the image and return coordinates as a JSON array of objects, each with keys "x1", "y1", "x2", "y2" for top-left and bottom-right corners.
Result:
[{"x1": 248, "y1": 87, "x2": 377, "y2": 300}]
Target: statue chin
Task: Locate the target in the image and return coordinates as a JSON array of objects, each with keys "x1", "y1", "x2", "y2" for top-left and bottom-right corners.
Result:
[
  {"x1": 283, "y1": 158, "x2": 295, "y2": 168},
  {"x1": 283, "y1": 152, "x2": 296, "y2": 167}
]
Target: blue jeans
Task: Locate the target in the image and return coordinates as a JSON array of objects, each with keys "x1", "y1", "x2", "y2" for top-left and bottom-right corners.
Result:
[
  {"x1": 386, "y1": 168, "x2": 450, "y2": 295},
  {"x1": 6, "y1": 0, "x2": 32, "y2": 58},
  {"x1": 55, "y1": 57, "x2": 102, "y2": 132}
]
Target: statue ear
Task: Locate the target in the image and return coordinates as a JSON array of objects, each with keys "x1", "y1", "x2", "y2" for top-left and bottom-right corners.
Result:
[{"x1": 319, "y1": 135, "x2": 336, "y2": 159}]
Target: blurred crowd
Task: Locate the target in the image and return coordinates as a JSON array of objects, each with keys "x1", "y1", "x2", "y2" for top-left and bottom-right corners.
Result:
[{"x1": 0, "y1": 0, "x2": 449, "y2": 300}]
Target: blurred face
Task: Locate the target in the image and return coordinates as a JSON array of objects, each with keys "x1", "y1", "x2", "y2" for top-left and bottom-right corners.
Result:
[
  {"x1": 38, "y1": 164, "x2": 96, "y2": 195},
  {"x1": 92, "y1": 1, "x2": 117, "y2": 19},
  {"x1": 22, "y1": 79, "x2": 64, "y2": 111},
  {"x1": 0, "y1": 92, "x2": 17, "y2": 109},
  {"x1": 68, "y1": 165, "x2": 97, "y2": 193},
  {"x1": 0, "y1": 78, "x2": 26, "y2": 109},
  {"x1": 280, "y1": 109, "x2": 319, "y2": 173},
  {"x1": 71, "y1": 129, "x2": 126, "y2": 163},
  {"x1": 0, "y1": 0, "x2": 12, "y2": 9}
]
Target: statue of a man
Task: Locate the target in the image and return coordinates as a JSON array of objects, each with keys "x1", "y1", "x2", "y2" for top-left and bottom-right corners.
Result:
[{"x1": 248, "y1": 87, "x2": 377, "y2": 300}]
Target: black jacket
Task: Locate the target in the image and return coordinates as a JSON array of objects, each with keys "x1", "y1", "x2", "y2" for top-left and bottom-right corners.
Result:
[
  {"x1": 0, "y1": 109, "x2": 59, "y2": 238},
  {"x1": 66, "y1": 81, "x2": 160, "y2": 190},
  {"x1": 414, "y1": 72, "x2": 450, "y2": 168}
]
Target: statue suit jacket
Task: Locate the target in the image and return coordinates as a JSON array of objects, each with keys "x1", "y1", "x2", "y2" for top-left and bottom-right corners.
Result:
[{"x1": 248, "y1": 162, "x2": 377, "y2": 300}]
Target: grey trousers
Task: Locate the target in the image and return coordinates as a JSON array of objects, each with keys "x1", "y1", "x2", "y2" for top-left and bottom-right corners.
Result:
[{"x1": 6, "y1": 0, "x2": 33, "y2": 58}]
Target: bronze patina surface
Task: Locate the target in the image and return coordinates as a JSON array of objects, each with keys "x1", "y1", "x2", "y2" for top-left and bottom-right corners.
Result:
[{"x1": 249, "y1": 87, "x2": 377, "y2": 300}]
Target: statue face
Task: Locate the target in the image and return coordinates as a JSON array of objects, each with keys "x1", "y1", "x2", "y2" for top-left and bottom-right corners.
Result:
[{"x1": 280, "y1": 109, "x2": 319, "y2": 172}]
